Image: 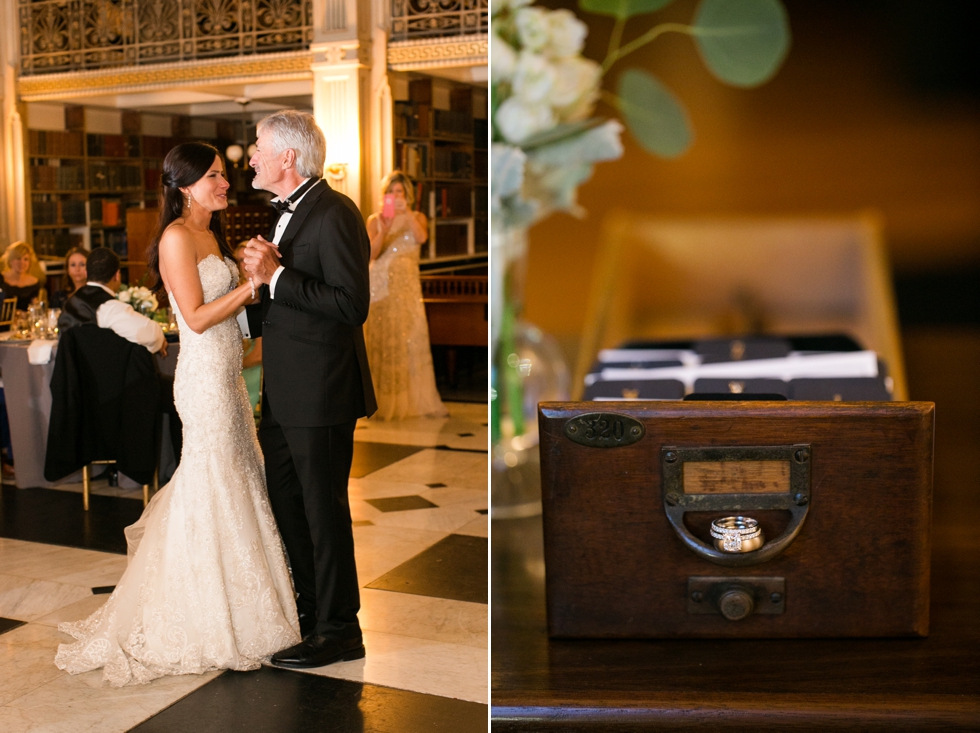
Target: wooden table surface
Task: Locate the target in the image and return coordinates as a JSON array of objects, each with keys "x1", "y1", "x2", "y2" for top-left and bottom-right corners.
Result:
[{"x1": 492, "y1": 333, "x2": 980, "y2": 731}]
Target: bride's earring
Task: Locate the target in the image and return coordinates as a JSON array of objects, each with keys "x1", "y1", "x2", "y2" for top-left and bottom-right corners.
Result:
[{"x1": 186, "y1": 192, "x2": 192, "y2": 210}]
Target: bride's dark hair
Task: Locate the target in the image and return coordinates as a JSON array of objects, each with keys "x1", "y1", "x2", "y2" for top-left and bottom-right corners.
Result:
[{"x1": 147, "y1": 142, "x2": 234, "y2": 293}]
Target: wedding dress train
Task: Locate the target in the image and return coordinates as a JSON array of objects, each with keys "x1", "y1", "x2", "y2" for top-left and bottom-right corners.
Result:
[{"x1": 55, "y1": 255, "x2": 299, "y2": 686}]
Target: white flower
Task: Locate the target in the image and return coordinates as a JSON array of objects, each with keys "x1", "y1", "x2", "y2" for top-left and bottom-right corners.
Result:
[
  {"x1": 545, "y1": 9, "x2": 588, "y2": 59},
  {"x1": 549, "y1": 57, "x2": 602, "y2": 120},
  {"x1": 514, "y1": 7, "x2": 550, "y2": 53},
  {"x1": 491, "y1": 33, "x2": 518, "y2": 84},
  {"x1": 523, "y1": 120, "x2": 625, "y2": 215},
  {"x1": 118, "y1": 289, "x2": 132, "y2": 303},
  {"x1": 511, "y1": 51, "x2": 556, "y2": 105},
  {"x1": 495, "y1": 97, "x2": 556, "y2": 144}
]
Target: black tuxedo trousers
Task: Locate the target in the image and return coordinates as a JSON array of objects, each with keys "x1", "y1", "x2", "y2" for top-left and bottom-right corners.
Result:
[{"x1": 260, "y1": 390, "x2": 360, "y2": 640}]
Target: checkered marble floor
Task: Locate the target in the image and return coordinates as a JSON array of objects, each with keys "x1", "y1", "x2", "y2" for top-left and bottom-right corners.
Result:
[{"x1": 0, "y1": 402, "x2": 488, "y2": 733}]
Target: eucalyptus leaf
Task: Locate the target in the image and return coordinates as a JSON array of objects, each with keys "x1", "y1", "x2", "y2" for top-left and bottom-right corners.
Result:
[
  {"x1": 519, "y1": 118, "x2": 606, "y2": 151},
  {"x1": 616, "y1": 69, "x2": 692, "y2": 158},
  {"x1": 579, "y1": 0, "x2": 674, "y2": 21},
  {"x1": 693, "y1": 0, "x2": 790, "y2": 87}
]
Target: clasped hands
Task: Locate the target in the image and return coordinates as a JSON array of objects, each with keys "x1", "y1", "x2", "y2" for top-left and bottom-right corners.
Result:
[{"x1": 241, "y1": 236, "x2": 281, "y2": 295}]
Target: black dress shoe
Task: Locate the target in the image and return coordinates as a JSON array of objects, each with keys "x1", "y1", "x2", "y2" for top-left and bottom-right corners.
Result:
[{"x1": 271, "y1": 635, "x2": 365, "y2": 669}]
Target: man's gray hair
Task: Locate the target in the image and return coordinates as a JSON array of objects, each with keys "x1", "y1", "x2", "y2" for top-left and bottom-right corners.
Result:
[{"x1": 257, "y1": 110, "x2": 326, "y2": 179}]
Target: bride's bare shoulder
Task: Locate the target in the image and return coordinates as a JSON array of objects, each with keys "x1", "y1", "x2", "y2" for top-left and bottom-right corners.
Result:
[
  {"x1": 158, "y1": 221, "x2": 198, "y2": 267},
  {"x1": 159, "y1": 220, "x2": 195, "y2": 251}
]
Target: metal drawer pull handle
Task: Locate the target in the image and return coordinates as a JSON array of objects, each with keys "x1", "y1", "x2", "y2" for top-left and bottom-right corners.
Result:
[{"x1": 662, "y1": 444, "x2": 811, "y2": 567}]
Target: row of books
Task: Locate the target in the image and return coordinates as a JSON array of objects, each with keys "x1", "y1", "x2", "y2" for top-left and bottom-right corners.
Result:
[
  {"x1": 433, "y1": 109, "x2": 472, "y2": 137},
  {"x1": 30, "y1": 165, "x2": 85, "y2": 191},
  {"x1": 87, "y1": 162, "x2": 142, "y2": 191},
  {"x1": 31, "y1": 198, "x2": 87, "y2": 226},
  {"x1": 394, "y1": 102, "x2": 430, "y2": 138},
  {"x1": 396, "y1": 142, "x2": 429, "y2": 179},
  {"x1": 32, "y1": 228, "x2": 78, "y2": 257},
  {"x1": 86, "y1": 134, "x2": 141, "y2": 158},
  {"x1": 434, "y1": 149, "x2": 472, "y2": 178},
  {"x1": 90, "y1": 199, "x2": 123, "y2": 227},
  {"x1": 28, "y1": 130, "x2": 84, "y2": 157},
  {"x1": 28, "y1": 130, "x2": 175, "y2": 159}
]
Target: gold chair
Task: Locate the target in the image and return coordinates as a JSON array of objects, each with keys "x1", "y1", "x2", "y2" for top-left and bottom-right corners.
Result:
[
  {"x1": 0, "y1": 297, "x2": 16, "y2": 327},
  {"x1": 81, "y1": 461, "x2": 157, "y2": 512}
]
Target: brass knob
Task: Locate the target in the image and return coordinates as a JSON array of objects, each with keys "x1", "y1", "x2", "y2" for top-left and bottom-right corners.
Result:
[{"x1": 718, "y1": 588, "x2": 755, "y2": 620}]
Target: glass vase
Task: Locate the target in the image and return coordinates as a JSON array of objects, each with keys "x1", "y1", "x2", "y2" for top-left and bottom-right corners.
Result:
[{"x1": 491, "y1": 225, "x2": 570, "y2": 519}]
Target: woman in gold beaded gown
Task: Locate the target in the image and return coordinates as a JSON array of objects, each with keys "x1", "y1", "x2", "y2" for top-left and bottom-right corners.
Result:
[{"x1": 365, "y1": 171, "x2": 448, "y2": 420}]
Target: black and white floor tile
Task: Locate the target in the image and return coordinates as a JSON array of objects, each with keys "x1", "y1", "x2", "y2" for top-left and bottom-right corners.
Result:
[{"x1": 0, "y1": 402, "x2": 488, "y2": 732}]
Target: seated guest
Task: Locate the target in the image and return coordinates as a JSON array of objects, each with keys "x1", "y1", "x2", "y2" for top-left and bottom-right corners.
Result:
[
  {"x1": 59, "y1": 248, "x2": 167, "y2": 356},
  {"x1": 58, "y1": 247, "x2": 180, "y2": 477},
  {"x1": 49, "y1": 247, "x2": 89, "y2": 309},
  {"x1": 1, "y1": 241, "x2": 43, "y2": 310}
]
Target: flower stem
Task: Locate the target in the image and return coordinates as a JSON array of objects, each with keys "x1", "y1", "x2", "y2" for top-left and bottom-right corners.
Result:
[
  {"x1": 601, "y1": 22, "x2": 693, "y2": 74},
  {"x1": 606, "y1": 17, "x2": 626, "y2": 63}
]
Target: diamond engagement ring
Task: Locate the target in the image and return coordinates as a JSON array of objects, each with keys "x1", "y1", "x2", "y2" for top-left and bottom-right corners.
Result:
[{"x1": 710, "y1": 516, "x2": 765, "y2": 553}]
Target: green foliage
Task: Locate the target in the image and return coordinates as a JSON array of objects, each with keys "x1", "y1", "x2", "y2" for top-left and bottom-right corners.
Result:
[
  {"x1": 579, "y1": 0, "x2": 790, "y2": 158},
  {"x1": 616, "y1": 69, "x2": 692, "y2": 157},
  {"x1": 693, "y1": 0, "x2": 791, "y2": 87},
  {"x1": 579, "y1": 0, "x2": 675, "y2": 21}
]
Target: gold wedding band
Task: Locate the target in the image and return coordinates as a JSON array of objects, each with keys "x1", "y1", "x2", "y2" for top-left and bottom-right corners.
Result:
[{"x1": 710, "y1": 516, "x2": 765, "y2": 553}]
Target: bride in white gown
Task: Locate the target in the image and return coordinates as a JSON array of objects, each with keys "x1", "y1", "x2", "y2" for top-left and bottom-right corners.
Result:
[{"x1": 55, "y1": 144, "x2": 299, "y2": 687}]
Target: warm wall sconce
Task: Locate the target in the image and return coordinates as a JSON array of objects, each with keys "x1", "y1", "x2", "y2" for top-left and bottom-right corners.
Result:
[
  {"x1": 225, "y1": 144, "x2": 244, "y2": 164},
  {"x1": 325, "y1": 163, "x2": 347, "y2": 182}
]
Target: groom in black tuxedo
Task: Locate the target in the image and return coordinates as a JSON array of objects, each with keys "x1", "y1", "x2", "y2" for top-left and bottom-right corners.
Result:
[{"x1": 242, "y1": 110, "x2": 376, "y2": 669}]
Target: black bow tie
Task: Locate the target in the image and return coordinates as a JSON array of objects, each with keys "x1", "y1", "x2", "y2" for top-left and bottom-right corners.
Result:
[{"x1": 271, "y1": 177, "x2": 319, "y2": 215}]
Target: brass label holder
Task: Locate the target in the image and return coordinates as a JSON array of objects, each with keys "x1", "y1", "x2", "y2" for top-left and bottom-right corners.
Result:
[{"x1": 661, "y1": 444, "x2": 811, "y2": 567}]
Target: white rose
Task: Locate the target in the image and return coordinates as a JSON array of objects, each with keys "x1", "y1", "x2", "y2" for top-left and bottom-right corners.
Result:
[
  {"x1": 145, "y1": 295, "x2": 158, "y2": 312},
  {"x1": 118, "y1": 289, "x2": 131, "y2": 303},
  {"x1": 514, "y1": 7, "x2": 550, "y2": 52},
  {"x1": 495, "y1": 97, "x2": 556, "y2": 144},
  {"x1": 549, "y1": 56, "x2": 602, "y2": 119},
  {"x1": 511, "y1": 51, "x2": 556, "y2": 105},
  {"x1": 491, "y1": 33, "x2": 518, "y2": 84},
  {"x1": 545, "y1": 9, "x2": 588, "y2": 59}
]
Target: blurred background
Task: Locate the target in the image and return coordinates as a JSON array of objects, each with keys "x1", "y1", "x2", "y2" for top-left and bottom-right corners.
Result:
[{"x1": 518, "y1": 0, "x2": 979, "y2": 516}]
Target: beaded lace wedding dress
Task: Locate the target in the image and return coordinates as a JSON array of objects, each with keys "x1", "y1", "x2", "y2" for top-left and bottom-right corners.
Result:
[
  {"x1": 366, "y1": 223, "x2": 449, "y2": 421},
  {"x1": 55, "y1": 255, "x2": 300, "y2": 687}
]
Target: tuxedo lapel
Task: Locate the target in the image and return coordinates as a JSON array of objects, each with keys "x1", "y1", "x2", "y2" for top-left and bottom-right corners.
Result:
[{"x1": 276, "y1": 180, "x2": 328, "y2": 253}]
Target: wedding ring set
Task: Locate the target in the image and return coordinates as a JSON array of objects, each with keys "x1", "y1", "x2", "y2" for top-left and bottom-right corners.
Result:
[{"x1": 710, "y1": 516, "x2": 765, "y2": 553}]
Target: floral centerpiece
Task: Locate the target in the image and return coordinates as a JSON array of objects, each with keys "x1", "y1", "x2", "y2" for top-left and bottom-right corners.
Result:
[
  {"x1": 117, "y1": 285, "x2": 158, "y2": 317},
  {"x1": 490, "y1": 0, "x2": 791, "y2": 516}
]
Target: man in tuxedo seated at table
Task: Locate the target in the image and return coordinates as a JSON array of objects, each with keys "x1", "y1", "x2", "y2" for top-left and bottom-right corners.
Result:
[
  {"x1": 58, "y1": 248, "x2": 167, "y2": 356},
  {"x1": 57, "y1": 247, "x2": 180, "y2": 474}
]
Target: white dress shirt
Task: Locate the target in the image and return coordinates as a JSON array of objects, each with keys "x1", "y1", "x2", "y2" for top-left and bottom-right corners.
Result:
[
  {"x1": 90, "y1": 282, "x2": 165, "y2": 354},
  {"x1": 268, "y1": 178, "x2": 315, "y2": 299}
]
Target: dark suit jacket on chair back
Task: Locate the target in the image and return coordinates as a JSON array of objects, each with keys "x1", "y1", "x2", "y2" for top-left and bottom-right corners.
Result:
[
  {"x1": 44, "y1": 324, "x2": 161, "y2": 485},
  {"x1": 57, "y1": 285, "x2": 115, "y2": 332},
  {"x1": 248, "y1": 180, "x2": 377, "y2": 427}
]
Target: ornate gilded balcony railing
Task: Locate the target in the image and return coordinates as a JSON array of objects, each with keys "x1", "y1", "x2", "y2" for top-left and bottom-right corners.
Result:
[
  {"x1": 390, "y1": 0, "x2": 487, "y2": 41},
  {"x1": 19, "y1": 0, "x2": 314, "y2": 75}
]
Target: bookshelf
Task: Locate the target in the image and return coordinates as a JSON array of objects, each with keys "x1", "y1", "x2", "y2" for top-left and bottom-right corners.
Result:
[
  {"x1": 25, "y1": 107, "x2": 262, "y2": 260},
  {"x1": 26, "y1": 107, "x2": 174, "y2": 259},
  {"x1": 393, "y1": 78, "x2": 488, "y2": 261}
]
